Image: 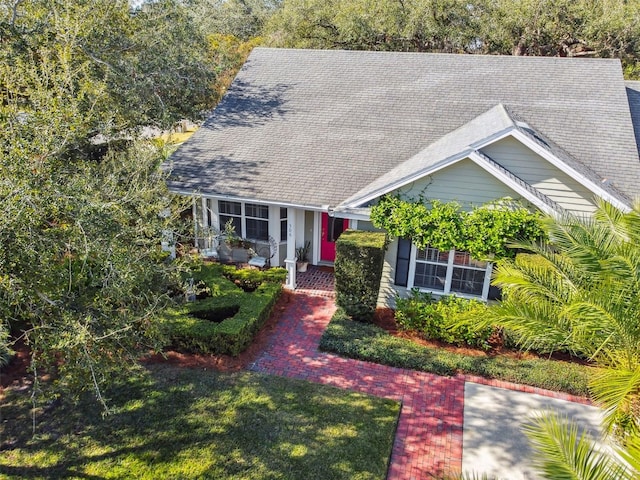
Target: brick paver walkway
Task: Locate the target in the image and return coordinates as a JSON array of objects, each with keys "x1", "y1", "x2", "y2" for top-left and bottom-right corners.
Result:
[{"x1": 250, "y1": 293, "x2": 465, "y2": 479}]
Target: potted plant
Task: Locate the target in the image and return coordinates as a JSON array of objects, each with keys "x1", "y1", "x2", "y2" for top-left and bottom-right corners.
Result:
[
  {"x1": 296, "y1": 241, "x2": 311, "y2": 272},
  {"x1": 219, "y1": 219, "x2": 250, "y2": 263}
]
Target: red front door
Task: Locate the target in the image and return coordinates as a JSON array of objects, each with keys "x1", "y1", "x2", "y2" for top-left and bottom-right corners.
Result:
[{"x1": 320, "y1": 213, "x2": 348, "y2": 262}]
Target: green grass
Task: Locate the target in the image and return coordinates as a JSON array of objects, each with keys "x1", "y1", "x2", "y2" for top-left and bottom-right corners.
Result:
[
  {"x1": 319, "y1": 308, "x2": 595, "y2": 397},
  {"x1": 0, "y1": 366, "x2": 400, "y2": 479}
]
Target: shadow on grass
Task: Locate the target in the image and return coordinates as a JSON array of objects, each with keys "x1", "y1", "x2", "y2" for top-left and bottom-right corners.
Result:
[{"x1": 1, "y1": 366, "x2": 399, "y2": 480}]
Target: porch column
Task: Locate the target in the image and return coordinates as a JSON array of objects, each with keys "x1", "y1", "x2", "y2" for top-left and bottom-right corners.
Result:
[{"x1": 284, "y1": 207, "x2": 297, "y2": 290}]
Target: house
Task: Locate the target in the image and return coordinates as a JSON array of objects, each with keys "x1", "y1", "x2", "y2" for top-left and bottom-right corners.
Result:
[{"x1": 166, "y1": 47, "x2": 640, "y2": 305}]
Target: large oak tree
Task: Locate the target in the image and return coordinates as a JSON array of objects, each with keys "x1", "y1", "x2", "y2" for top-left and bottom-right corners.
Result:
[{"x1": 0, "y1": 0, "x2": 215, "y2": 406}]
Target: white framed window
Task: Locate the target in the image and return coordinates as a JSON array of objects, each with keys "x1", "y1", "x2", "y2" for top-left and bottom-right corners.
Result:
[
  {"x1": 218, "y1": 200, "x2": 242, "y2": 234},
  {"x1": 245, "y1": 203, "x2": 269, "y2": 241},
  {"x1": 218, "y1": 200, "x2": 270, "y2": 242},
  {"x1": 405, "y1": 244, "x2": 493, "y2": 300}
]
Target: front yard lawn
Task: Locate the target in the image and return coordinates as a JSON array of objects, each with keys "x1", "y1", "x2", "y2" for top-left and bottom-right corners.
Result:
[
  {"x1": 0, "y1": 366, "x2": 400, "y2": 480},
  {"x1": 319, "y1": 308, "x2": 595, "y2": 397}
]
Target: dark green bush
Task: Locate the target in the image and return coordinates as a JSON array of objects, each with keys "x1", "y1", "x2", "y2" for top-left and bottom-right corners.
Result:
[
  {"x1": 162, "y1": 264, "x2": 282, "y2": 355},
  {"x1": 334, "y1": 230, "x2": 387, "y2": 322},
  {"x1": 222, "y1": 265, "x2": 287, "y2": 284},
  {"x1": 395, "y1": 290, "x2": 494, "y2": 349}
]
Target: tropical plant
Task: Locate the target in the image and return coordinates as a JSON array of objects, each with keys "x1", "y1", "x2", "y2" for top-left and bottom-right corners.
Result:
[
  {"x1": 490, "y1": 199, "x2": 640, "y2": 437},
  {"x1": 523, "y1": 414, "x2": 640, "y2": 480},
  {"x1": 295, "y1": 241, "x2": 311, "y2": 263}
]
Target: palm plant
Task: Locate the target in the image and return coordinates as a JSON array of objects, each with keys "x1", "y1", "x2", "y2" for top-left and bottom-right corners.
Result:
[
  {"x1": 490, "y1": 199, "x2": 640, "y2": 437},
  {"x1": 523, "y1": 414, "x2": 640, "y2": 480}
]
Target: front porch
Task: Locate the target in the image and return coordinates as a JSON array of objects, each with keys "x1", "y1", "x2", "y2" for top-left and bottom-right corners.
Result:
[
  {"x1": 294, "y1": 265, "x2": 335, "y2": 297},
  {"x1": 191, "y1": 196, "x2": 359, "y2": 291}
]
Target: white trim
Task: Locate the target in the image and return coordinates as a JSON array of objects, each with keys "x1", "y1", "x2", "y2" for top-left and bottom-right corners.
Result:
[
  {"x1": 468, "y1": 128, "x2": 516, "y2": 151},
  {"x1": 169, "y1": 189, "x2": 329, "y2": 212},
  {"x1": 313, "y1": 211, "x2": 321, "y2": 264},
  {"x1": 329, "y1": 207, "x2": 372, "y2": 221},
  {"x1": 467, "y1": 151, "x2": 558, "y2": 215},
  {"x1": 444, "y1": 250, "x2": 454, "y2": 292},
  {"x1": 200, "y1": 197, "x2": 207, "y2": 231},
  {"x1": 509, "y1": 130, "x2": 632, "y2": 212},
  {"x1": 192, "y1": 197, "x2": 198, "y2": 246},
  {"x1": 482, "y1": 264, "x2": 493, "y2": 299},
  {"x1": 407, "y1": 243, "x2": 417, "y2": 289}
]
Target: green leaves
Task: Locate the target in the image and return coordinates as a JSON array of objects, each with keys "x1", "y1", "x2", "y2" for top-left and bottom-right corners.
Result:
[
  {"x1": 0, "y1": 0, "x2": 212, "y2": 407},
  {"x1": 370, "y1": 195, "x2": 545, "y2": 260},
  {"x1": 263, "y1": 0, "x2": 640, "y2": 78},
  {"x1": 491, "y1": 199, "x2": 640, "y2": 436},
  {"x1": 524, "y1": 413, "x2": 636, "y2": 480}
]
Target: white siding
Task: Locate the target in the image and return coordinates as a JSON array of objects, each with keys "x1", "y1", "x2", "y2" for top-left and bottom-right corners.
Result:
[
  {"x1": 397, "y1": 158, "x2": 520, "y2": 208},
  {"x1": 482, "y1": 137, "x2": 598, "y2": 214}
]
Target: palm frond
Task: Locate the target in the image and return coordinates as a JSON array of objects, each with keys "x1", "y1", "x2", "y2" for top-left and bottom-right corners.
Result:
[
  {"x1": 523, "y1": 413, "x2": 634, "y2": 480},
  {"x1": 619, "y1": 432, "x2": 640, "y2": 473},
  {"x1": 589, "y1": 368, "x2": 640, "y2": 435}
]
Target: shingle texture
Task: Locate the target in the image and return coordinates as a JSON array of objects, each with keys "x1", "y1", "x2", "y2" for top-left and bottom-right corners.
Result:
[
  {"x1": 167, "y1": 48, "x2": 640, "y2": 207},
  {"x1": 626, "y1": 81, "x2": 640, "y2": 160}
]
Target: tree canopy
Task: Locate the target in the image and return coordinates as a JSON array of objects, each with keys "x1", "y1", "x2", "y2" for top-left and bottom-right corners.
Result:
[
  {"x1": 264, "y1": 0, "x2": 640, "y2": 77},
  {"x1": 0, "y1": 0, "x2": 217, "y2": 405}
]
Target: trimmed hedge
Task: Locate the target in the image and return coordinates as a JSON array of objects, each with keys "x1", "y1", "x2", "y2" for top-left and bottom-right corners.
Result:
[
  {"x1": 161, "y1": 264, "x2": 282, "y2": 356},
  {"x1": 334, "y1": 230, "x2": 387, "y2": 322},
  {"x1": 319, "y1": 308, "x2": 593, "y2": 396}
]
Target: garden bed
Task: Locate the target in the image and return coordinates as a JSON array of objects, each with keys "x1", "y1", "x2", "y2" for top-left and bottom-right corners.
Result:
[{"x1": 319, "y1": 308, "x2": 595, "y2": 396}]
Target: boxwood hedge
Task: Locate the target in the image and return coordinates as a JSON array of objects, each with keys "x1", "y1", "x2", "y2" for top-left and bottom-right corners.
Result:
[
  {"x1": 161, "y1": 264, "x2": 283, "y2": 356},
  {"x1": 334, "y1": 230, "x2": 387, "y2": 322}
]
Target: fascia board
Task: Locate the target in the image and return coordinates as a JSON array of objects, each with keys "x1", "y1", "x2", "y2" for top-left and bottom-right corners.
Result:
[{"x1": 168, "y1": 189, "x2": 329, "y2": 212}]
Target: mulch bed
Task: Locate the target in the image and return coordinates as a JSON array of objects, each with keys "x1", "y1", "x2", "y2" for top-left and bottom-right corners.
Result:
[{"x1": 1, "y1": 292, "x2": 587, "y2": 391}]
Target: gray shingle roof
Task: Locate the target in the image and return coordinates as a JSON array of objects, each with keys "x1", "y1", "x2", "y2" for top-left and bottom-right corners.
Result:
[
  {"x1": 626, "y1": 81, "x2": 640, "y2": 161},
  {"x1": 167, "y1": 48, "x2": 640, "y2": 207},
  {"x1": 339, "y1": 104, "x2": 515, "y2": 207}
]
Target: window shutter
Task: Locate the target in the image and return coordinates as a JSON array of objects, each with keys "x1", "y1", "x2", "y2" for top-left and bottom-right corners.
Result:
[{"x1": 394, "y1": 238, "x2": 412, "y2": 287}]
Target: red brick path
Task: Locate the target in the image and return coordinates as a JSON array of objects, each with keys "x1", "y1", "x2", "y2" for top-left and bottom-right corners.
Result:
[
  {"x1": 249, "y1": 291, "x2": 591, "y2": 479},
  {"x1": 250, "y1": 293, "x2": 465, "y2": 479}
]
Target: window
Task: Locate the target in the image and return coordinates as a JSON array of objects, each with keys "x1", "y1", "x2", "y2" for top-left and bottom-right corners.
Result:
[
  {"x1": 219, "y1": 200, "x2": 242, "y2": 235},
  {"x1": 450, "y1": 251, "x2": 488, "y2": 296},
  {"x1": 218, "y1": 201, "x2": 270, "y2": 242},
  {"x1": 327, "y1": 217, "x2": 347, "y2": 242},
  {"x1": 404, "y1": 244, "x2": 492, "y2": 299},
  {"x1": 414, "y1": 247, "x2": 448, "y2": 292},
  {"x1": 245, "y1": 203, "x2": 269, "y2": 241},
  {"x1": 280, "y1": 208, "x2": 287, "y2": 242}
]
